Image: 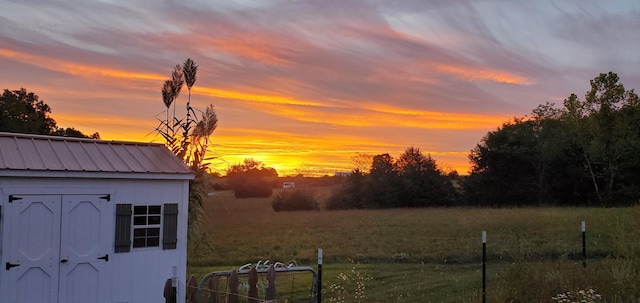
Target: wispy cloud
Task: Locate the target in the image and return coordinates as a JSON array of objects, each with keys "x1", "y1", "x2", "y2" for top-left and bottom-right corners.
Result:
[
  {"x1": 1, "y1": 0, "x2": 639, "y2": 175},
  {"x1": 0, "y1": 48, "x2": 165, "y2": 82}
]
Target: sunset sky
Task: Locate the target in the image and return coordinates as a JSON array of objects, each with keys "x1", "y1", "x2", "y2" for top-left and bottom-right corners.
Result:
[{"x1": 1, "y1": 1, "x2": 639, "y2": 176}]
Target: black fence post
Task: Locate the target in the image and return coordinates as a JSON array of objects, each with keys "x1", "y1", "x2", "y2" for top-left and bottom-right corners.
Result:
[
  {"x1": 582, "y1": 221, "x2": 587, "y2": 268},
  {"x1": 318, "y1": 248, "x2": 323, "y2": 303},
  {"x1": 482, "y1": 231, "x2": 487, "y2": 303}
]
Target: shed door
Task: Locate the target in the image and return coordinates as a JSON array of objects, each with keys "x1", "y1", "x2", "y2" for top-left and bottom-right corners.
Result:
[
  {"x1": 1, "y1": 195, "x2": 111, "y2": 303},
  {"x1": 1, "y1": 195, "x2": 61, "y2": 303}
]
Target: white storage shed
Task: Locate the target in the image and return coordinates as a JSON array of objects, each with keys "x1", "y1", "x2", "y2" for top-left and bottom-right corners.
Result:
[{"x1": 0, "y1": 132, "x2": 194, "y2": 303}]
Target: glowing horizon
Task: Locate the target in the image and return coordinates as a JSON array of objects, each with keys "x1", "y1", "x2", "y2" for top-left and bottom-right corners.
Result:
[{"x1": 50, "y1": 108, "x2": 488, "y2": 176}]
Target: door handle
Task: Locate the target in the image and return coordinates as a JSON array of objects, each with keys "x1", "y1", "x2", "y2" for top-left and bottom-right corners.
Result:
[
  {"x1": 97, "y1": 254, "x2": 109, "y2": 262},
  {"x1": 60, "y1": 259, "x2": 69, "y2": 264},
  {"x1": 6, "y1": 262, "x2": 20, "y2": 270}
]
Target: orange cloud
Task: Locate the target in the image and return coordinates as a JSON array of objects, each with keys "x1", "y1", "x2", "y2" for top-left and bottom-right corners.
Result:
[
  {"x1": 194, "y1": 86, "x2": 324, "y2": 107},
  {"x1": 213, "y1": 36, "x2": 289, "y2": 65},
  {"x1": 233, "y1": 97, "x2": 505, "y2": 130},
  {"x1": 196, "y1": 84, "x2": 506, "y2": 130},
  {"x1": 432, "y1": 62, "x2": 532, "y2": 85},
  {"x1": 0, "y1": 48, "x2": 164, "y2": 82}
]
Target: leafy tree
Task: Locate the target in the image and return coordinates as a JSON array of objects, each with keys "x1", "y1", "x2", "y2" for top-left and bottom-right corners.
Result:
[
  {"x1": 394, "y1": 147, "x2": 457, "y2": 207},
  {"x1": 226, "y1": 158, "x2": 278, "y2": 198},
  {"x1": 51, "y1": 127, "x2": 100, "y2": 139},
  {"x1": 351, "y1": 152, "x2": 374, "y2": 172},
  {"x1": 0, "y1": 88, "x2": 56, "y2": 134},
  {"x1": 328, "y1": 148, "x2": 457, "y2": 209},
  {"x1": 579, "y1": 72, "x2": 639, "y2": 205},
  {"x1": 326, "y1": 169, "x2": 367, "y2": 209},
  {"x1": 465, "y1": 116, "x2": 577, "y2": 206},
  {"x1": 553, "y1": 72, "x2": 640, "y2": 205},
  {"x1": 367, "y1": 153, "x2": 399, "y2": 208},
  {"x1": 465, "y1": 72, "x2": 640, "y2": 206},
  {"x1": 1, "y1": 88, "x2": 99, "y2": 138}
]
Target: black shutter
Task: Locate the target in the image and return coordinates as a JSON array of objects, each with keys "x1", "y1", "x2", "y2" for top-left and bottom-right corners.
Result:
[
  {"x1": 163, "y1": 203, "x2": 179, "y2": 250},
  {"x1": 115, "y1": 204, "x2": 132, "y2": 253}
]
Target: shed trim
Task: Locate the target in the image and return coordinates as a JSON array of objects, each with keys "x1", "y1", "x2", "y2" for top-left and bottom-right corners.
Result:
[{"x1": 0, "y1": 170, "x2": 194, "y2": 180}]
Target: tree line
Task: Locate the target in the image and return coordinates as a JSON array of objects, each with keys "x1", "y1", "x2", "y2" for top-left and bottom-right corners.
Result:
[
  {"x1": 327, "y1": 147, "x2": 459, "y2": 209},
  {"x1": 328, "y1": 72, "x2": 640, "y2": 209},
  {"x1": 465, "y1": 72, "x2": 640, "y2": 207}
]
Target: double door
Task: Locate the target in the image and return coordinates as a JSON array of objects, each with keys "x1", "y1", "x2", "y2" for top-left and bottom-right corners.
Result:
[{"x1": 1, "y1": 195, "x2": 111, "y2": 303}]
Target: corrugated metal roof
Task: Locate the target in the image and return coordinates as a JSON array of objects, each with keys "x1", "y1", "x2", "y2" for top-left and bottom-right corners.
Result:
[{"x1": 0, "y1": 132, "x2": 193, "y2": 175}]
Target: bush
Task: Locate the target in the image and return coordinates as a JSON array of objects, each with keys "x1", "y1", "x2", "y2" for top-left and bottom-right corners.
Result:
[
  {"x1": 271, "y1": 189, "x2": 319, "y2": 211},
  {"x1": 234, "y1": 179, "x2": 273, "y2": 198}
]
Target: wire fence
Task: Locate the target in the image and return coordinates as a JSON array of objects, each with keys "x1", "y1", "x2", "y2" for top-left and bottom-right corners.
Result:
[
  {"x1": 180, "y1": 221, "x2": 616, "y2": 303},
  {"x1": 185, "y1": 261, "x2": 318, "y2": 303}
]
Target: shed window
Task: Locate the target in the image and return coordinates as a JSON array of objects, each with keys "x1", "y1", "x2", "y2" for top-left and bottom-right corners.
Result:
[
  {"x1": 132, "y1": 205, "x2": 161, "y2": 248},
  {"x1": 114, "y1": 203, "x2": 178, "y2": 252}
]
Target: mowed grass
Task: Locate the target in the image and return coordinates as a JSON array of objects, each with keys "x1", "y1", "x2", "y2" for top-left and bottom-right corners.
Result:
[{"x1": 188, "y1": 187, "x2": 640, "y2": 302}]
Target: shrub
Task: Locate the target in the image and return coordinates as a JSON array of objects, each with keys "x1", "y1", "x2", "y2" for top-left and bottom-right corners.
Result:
[
  {"x1": 271, "y1": 189, "x2": 319, "y2": 211},
  {"x1": 234, "y1": 179, "x2": 273, "y2": 198}
]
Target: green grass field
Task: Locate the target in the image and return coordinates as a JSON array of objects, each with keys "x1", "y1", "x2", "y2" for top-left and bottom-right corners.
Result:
[{"x1": 188, "y1": 187, "x2": 640, "y2": 302}]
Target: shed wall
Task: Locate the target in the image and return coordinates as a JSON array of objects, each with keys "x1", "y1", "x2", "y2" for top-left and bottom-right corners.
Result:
[{"x1": 0, "y1": 176, "x2": 189, "y2": 303}]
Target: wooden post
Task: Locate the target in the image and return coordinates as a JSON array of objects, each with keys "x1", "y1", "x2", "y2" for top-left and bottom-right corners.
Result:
[
  {"x1": 187, "y1": 275, "x2": 198, "y2": 303},
  {"x1": 208, "y1": 276, "x2": 219, "y2": 303},
  {"x1": 227, "y1": 270, "x2": 239, "y2": 303},
  {"x1": 482, "y1": 231, "x2": 486, "y2": 303},
  {"x1": 266, "y1": 265, "x2": 277, "y2": 301},
  {"x1": 248, "y1": 268, "x2": 259, "y2": 303},
  {"x1": 164, "y1": 278, "x2": 176, "y2": 303},
  {"x1": 318, "y1": 248, "x2": 323, "y2": 303}
]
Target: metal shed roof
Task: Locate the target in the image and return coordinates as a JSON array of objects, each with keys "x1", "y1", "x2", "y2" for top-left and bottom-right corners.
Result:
[{"x1": 0, "y1": 132, "x2": 193, "y2": 178}]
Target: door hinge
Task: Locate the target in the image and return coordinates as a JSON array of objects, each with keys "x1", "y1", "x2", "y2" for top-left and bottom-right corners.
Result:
[
  {"x1": 100, "y1": 195, "x2": 110, "y2": 201},
  {"x1": 8, "y1": 195, "x2": 22, "y2": 203},
  {"x1": 6, "y1": 262, "x2": 20, "y2": 270},
  {"x1": 97, "y1": 254, "x2": 109, "y2": 262}
]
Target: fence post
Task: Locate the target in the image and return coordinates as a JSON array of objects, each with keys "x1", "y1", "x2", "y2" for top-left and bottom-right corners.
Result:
[
  {"x1": 208, "y1": 275, "x2": 219, "y2": 303},
  {"x1": 482, "y1": 231, "x2": 487, "y2": 303},
  {"x1": 318, "y1": 248, "x2": 323, "y2": 303},
  {"x1": 187, "y1": 275, "x2": 198, "y2": 303},
  {"x1": 248, "y1": 268, "x2": 259, "y2": 303},
  {"x1": 266, "y1": 265, "x2": 277, "y2": 301},
  {"x1": 582, "y1": 221, "x2": 587, "y2": 268},
  {"x1": 227, "y1": 270, "x2": 239, "y2": 303},
  {"x1": 164, "y1": 278, "x2": 176, "y2": 303}
]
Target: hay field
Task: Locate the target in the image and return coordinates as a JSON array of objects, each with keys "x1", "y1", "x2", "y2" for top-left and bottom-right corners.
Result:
[{"x1": 189, "y1": 187, "x2": 640, "y2": 302}]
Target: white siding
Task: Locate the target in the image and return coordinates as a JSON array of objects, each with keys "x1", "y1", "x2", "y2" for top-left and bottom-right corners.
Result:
[{"x1": 0, "y1": 177, "x2": 190, "y2": 303}]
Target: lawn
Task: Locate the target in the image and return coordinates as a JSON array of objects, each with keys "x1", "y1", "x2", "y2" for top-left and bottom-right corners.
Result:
[{"x1": 188, "y1": 187, "x2": 640, "y2": 302}]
